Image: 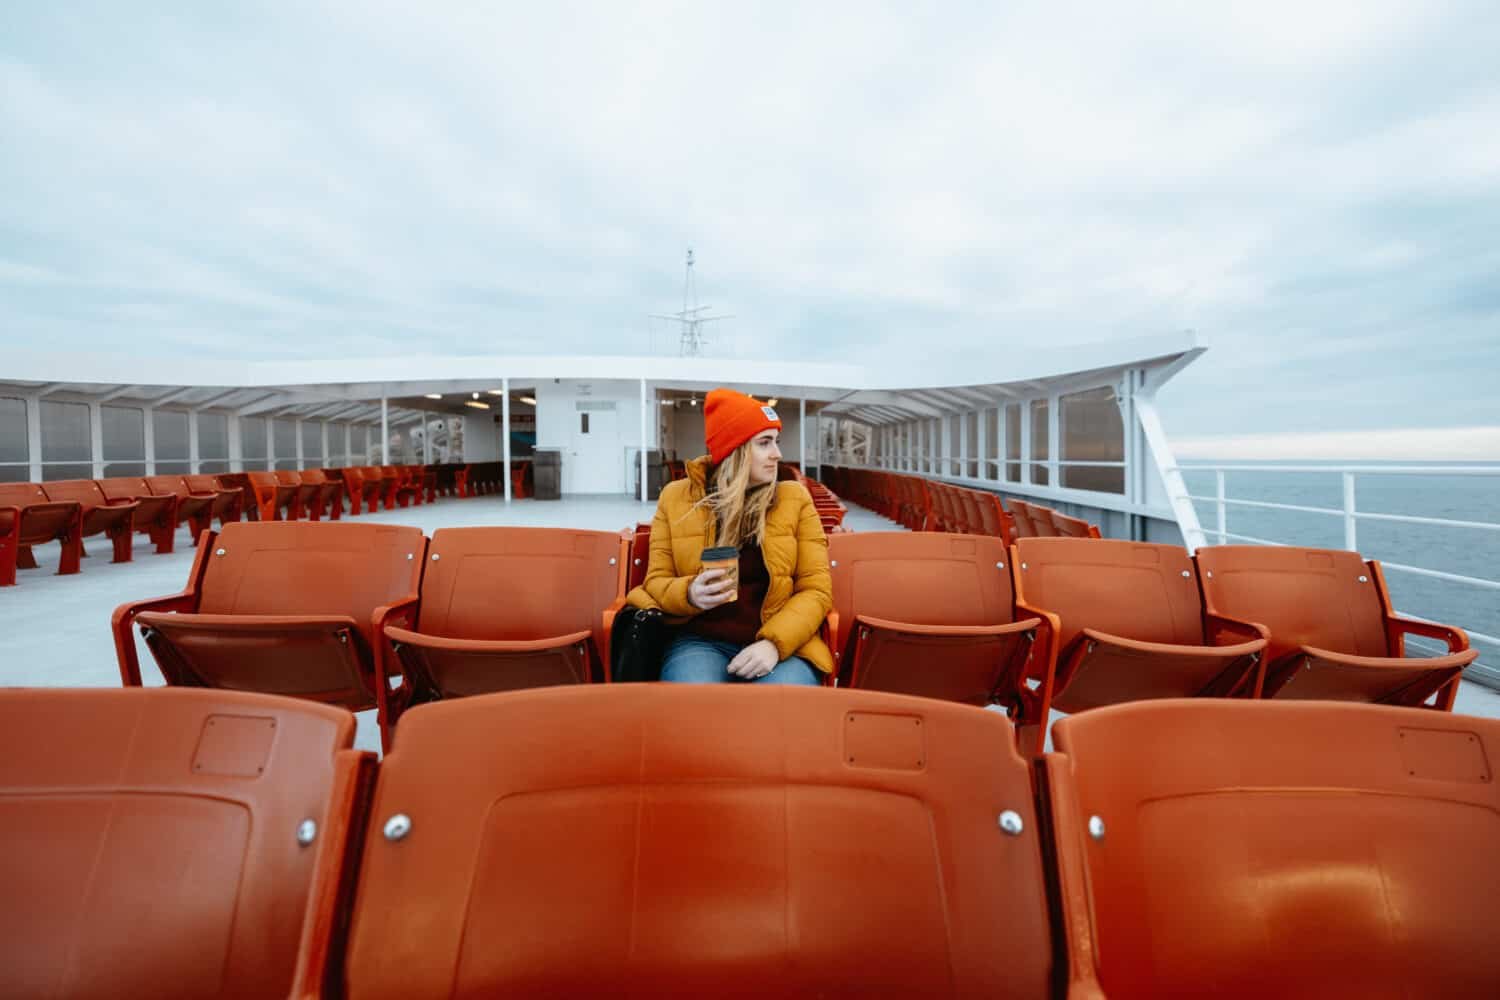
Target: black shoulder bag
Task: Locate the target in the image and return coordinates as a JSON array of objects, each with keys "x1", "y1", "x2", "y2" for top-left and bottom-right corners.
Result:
[{"x1": 610, "y1": 607, "x2": 669, "y2": 682}]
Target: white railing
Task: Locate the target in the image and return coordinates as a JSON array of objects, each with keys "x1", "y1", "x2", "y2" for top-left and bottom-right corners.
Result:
[{"x1": 1171, "y1": 463, "x2": 1500, "y2": 689}]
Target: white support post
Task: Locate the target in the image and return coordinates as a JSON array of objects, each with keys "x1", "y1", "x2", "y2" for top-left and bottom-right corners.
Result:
[
  {"x1": 380, "y1": 395, "x2": 390, "y2": 464},
  {"x1": 977, "y1": 408, "x2": 989, "y2": 481},
  {"x1": 798, "y1": 398, "x2": 806, "y2": 473},
  {"x1": 1048, "y1": 394, "x2": 1061, "y2": 487},
  {"x1": 25, "y1": 394, "x2": 42, "y2": 481},
  {"x1": 228, "y1": 414, "x2": 242, "y2": 472},
  {"x1": 1215, "y1": 470, "x2": 1227, "y2": 544},
  {"x1": 344, "y1": 423, "x2": 352, "y2": 466},
  {"x1": 89, "y1": 402, "x2": 103, "y2": 478},
  {"x1": 639, "y1": 379, "x2": 648, "y2": 502},
  {"x1": 322, "y1": 421, "x2": 330, "y2": 468},
  {"x1": 188, "y1": 409, "x2": 201, "y2": 474},
  {"x1": 501, "y1": 378, "x2": 512, "y2": 503},
  {"x1": 958, "y1": 413, "x2": 968, "y2": 479},
  {"x1": 1342, "y1": 472, "x2": 1357, "y2": 551},
  {"x1": 1019, "y1": 403, "x2": 1032, "y2": 487},
  {"x1": 144, "y1": 407, "x2": 156, "y2": 476},
  {"x1": 295, "y1": 418, "x2": 305, "y2": 470},
  {"x1": 1134, "y1": 394, "x2": 1206, "y2": 551},
  {"x1": 421, "y1": 412, "x2": 431, "y2": 465}
]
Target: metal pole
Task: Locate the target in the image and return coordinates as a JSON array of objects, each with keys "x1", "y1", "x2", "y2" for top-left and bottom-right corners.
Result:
[
  {"x1": 1342, "y1": 472, "x2": 1357, "y2": 551},
  {"x1": 639, "y1": 378, "x2": 648, "y2": 502},
  {"x1": 798, "y1": 398, "x2": 806, "y2": 473},
  {"x1": 380, "y1": 394, "x2": 389, "y2": 464},
  {"x1": 502, "y1": 378, "x2": 512, "y2": 503},
  {"x1": 1215, "y1": 470, "x2": 1227, "y2": 544}
]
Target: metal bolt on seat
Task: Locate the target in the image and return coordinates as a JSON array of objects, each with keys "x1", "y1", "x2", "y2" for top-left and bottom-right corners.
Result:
[
  {"x1": 297, "y1": 819, "x2": 317, "y2": 846},
  {"x1": 383, "y1": 814, "x2": 412, "y2": 841},
  {"x1": 215, "y1": 548, "x2": 226, "y2": 556},
  {"x1": 1088, "y1": 816, "x2": 1106, "y2": 841},
  {"x1": 998, "y1": 810, "x2": 1024, "y2": 836}
]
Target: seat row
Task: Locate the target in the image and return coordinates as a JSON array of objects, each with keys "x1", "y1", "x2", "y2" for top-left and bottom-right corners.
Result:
[
  {"x1": 823, "y1": 466, "x2": 1101, "y2": 541},
  {"x1": 4, "y1": 685, "x2": 1495, "y2": 998},
  {"x1": 780, "y1": 463, "x2": 849, "y2": 530},
  {"x1": 115, "y1": 523, "x2": 1476, "y2": 755}
]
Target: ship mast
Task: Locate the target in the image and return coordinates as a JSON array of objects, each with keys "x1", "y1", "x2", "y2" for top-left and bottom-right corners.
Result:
[{"x1": 650, "y1": 248, "x2": 733, "y2": 357}]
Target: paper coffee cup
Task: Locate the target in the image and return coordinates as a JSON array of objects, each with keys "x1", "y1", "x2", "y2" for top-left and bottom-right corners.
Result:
[{"x1": 700, "y1": 546, "x2": 739, "y2": 602}]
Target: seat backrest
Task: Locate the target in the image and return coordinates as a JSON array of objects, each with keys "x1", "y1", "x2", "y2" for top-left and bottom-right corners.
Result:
[
  {"x1": 1006, "y1": 499, "x2": 1035, "y2": 538},
  {"x1": 417, "y1": 527, "x2": 624, "y2": 653},
  {"x1": 0, "y1": 482, "x2": 52, "y2": 509},
  {"x1": 1027, "y1": 503, "x2": 1060, "y2": 536},
  {"x1": 1050, "y1": 511, "x2": 1096, "y2": 538},
  {"x1": 198, "y1": 522, "x2": 425, "y2": 646},
  {"x1": 1195, "y1": 545, "x2": 1388, "y2": 663},
  {"x1": 301, "y1": 468, "x2": 329, "y2": 486},
  {"x1": 828, "y1": 532, "x2": 1016, "y2": 637},
  {"x1": 1051, "y1": 700, "x2": 1500, "y2": 997},
  {"x1": 97, "y1": 476, "x2": 155, "y2": 503},
  {"x1": 183, "y1": 474, "x2": 225, "y2": 494},
  {"x1": 41, "y1": 478, "x2": 109, "y2": 510},
  {"x1": 334, "y1": 686, "x2": 1056, "y2": 997},
  {"x1": 0, "y1": 687, "x2": 356, "y2": 1000},
  {"x1": 274, "y1": 469, "x2": 301, "y2": 487},
  {"x1": 144, "y1": 474, "x2": 190, "y2": 497},
  {"x1": 1015, "y1": 538, "x2": 1205, "y2": 650},
  {"x1": 246, "y1": 470, "x2": 280, "y2": 490}
]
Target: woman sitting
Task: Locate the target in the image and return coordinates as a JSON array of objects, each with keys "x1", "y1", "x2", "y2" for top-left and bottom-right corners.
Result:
[{"x1": 627, "y1": 388, "x2": 833, "y2": 685}]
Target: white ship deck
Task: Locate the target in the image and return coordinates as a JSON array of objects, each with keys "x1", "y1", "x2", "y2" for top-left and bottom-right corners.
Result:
[{"x1": 6, "y1": 495, "x2": 1496, "y2": 752}]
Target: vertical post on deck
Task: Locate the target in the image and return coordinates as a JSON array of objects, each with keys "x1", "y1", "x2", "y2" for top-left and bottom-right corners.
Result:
[
  {"x1": 1342, "y1": 472, "x2": 1357, "y2": 552},
  {"x1": 1215, "y1": 470, "x2": 1227, "y2": 544},
  {"x1": 798, "y1": 398, "x2": 806, "y2": 475},
  {"x1": 188, "y1": 409, "x2": 201, "y2": 474},
  {"x1": 89, "y1": 402, "x2": 103, "y2": 478},
  {"x1": 26, "y1": 394, "x2": 42, "y2": 482},
  {"x1": 380, "y1": 394, "x2": 389, "y2": 464},
  {"x1": 422, "y1": 410, "x2": 431, "y2": 465},
  {"x1": 639, "y1": 379, "x2": 648, "y2": 503},
  {"x1": 502, "y1": 378, "x2": 512, "y2": 503}
]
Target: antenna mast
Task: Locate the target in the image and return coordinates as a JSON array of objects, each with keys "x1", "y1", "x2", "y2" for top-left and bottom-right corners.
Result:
[{"x1": 650, "y1": 248, "x2": 733, "y2": 357}]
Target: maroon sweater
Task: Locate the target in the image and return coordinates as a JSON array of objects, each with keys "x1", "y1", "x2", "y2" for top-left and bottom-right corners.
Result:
[{"x1": 686, "y1": 543, "x2": 770, "y2": 646}]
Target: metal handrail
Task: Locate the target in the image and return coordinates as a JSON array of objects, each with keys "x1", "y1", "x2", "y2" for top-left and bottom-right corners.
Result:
[{"x1": 1170, "y1": 462, "x2": 1500, "y2": 686}]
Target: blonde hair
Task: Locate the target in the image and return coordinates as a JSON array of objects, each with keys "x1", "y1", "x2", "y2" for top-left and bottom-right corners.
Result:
[{"x1": 697, "y1": 439, "x2": 775, "y2": 548}]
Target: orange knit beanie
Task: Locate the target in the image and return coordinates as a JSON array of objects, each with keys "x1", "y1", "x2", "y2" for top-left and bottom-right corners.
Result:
[{"x1": 704, "y1": 388, "x2": 782, "y2": 464}]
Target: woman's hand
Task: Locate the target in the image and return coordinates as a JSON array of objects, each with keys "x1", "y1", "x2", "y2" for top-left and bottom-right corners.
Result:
[
  {"x1": 727, "y1": 639, "x2": 779, "y2": 679},
  {"x1": 688, "y1": 568, "x2": 736, "y2": 611}
]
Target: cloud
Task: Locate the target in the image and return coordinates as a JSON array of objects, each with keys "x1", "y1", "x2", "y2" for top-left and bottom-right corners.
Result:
[{"x1": 0, "y1": 1, "x2": 1497, "y2": 444}]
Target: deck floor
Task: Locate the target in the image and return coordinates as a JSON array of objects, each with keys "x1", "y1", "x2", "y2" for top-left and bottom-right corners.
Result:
[{"x1": 4, "y1": 494, "x2": 1495, "y2": 753}]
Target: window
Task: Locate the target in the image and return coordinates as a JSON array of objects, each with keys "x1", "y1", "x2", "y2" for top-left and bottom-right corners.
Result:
[
  {"x1": 326, "y1": 423, "x2": 346, "y2": 468},
  {"x1": 1061, "y1": 386, "x2": 1125, "y2": 493},
  {"x1": 1004, "y1": 404, "x2": 1021, "y2": 482},
  {"x1": 197, "y1": 413, "x2": 228, "y2": 474},
  {"x1": 241, "y1": 417, "x2": 269, "y2": 471},
  {"x1": 40, "y1": 400, "x2": 92, "y2": 480},
  {"x1": 0, "y1": 397, "x2": 27, "y2": 482},
  {"x1": 153, "y1": 410, "x2": 190, "y2": 475},
  {"x1": 350, "y1": 425, "x2": 368, "y2": 465},
  {"x1": 273, "y1": 418, "x2": 298, "y2": 471},
  {"x1": 1030, "y1": 399, "x2": 1049, "y2": 486},
  {"x1": 301, "y1": 420, "x2": 323, "y2": 467}
]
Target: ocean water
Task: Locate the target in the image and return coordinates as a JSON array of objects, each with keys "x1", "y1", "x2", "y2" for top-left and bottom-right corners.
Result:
[{"x1": 1180, "y1": 463, "x2": 1499, "y2": 677}]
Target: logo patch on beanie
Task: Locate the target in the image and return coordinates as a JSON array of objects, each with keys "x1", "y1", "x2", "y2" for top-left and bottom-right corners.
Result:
[{"x1": 761, "y1": 405, "x2": 779, "y2": 421}]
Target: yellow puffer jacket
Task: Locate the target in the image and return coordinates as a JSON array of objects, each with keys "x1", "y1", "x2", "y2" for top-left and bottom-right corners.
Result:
[{"x1": 627, "y1": 457, "x2": 834, "y2": 673}]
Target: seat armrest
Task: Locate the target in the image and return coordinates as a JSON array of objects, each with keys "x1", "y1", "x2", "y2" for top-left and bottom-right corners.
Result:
[
  {"x1": 1013, "y1": 598, "x2": 1063, "y2": 751},
  {"x1": 370, "y1": 595, "x2": 421, "y2": 729},
  {"x1": 1206, "y1": 612, "x2": 1270, "y2": 648},
  {"x1": 111, "y1": 591, "x2": 201, "y2": 685},
  {"x1": 1387, "y1": 615, "x2": 1469, "y2": 654},
  {"x1": 384, "y1": 625, "x2": 595, "y2": 655},
  {"x1": 600, "y1": 596, "x2": 628, "y2": 677}
]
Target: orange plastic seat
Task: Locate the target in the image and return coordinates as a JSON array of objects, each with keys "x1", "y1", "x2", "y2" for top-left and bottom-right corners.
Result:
[
  {"x1": 382, "y1": 527, "x2": 628, "y2": 745},
  {"x1": 826, "y1": 532, "x2": 1049, "y2": 744},
  {"x1": 41, "y1": 478, "x2": 139, "y2": 562},
  {"x1": 1196, "y1": 545, "x2": 1475, "y2": 709},
  {"x1": 1046, "y1": 699, "x2": 1500, "y2": 998},
  {"x1": 248, "y1": 470, "x2": 298, "y2": 521},
  {"x1": 299, "y1": 468, "x2": 345, "y2": 520},
  {"x1": 0, "y1": 482, "x2": 82, "y2": 585},
  {"x1": 112, "y1": 522, "x2": 426, "y2": 725},
  {"x1": 275, "y1": 469, "x2": 319, "y2": 520},
  {"x1": 1014, "y1": 500, "x2": 1058, "y2": 537},
  {"x1": 1013, "y1": 538, "x2": 1267, "y2": 716},
  {"x1": 625, "y1": 521, "x2": 652, "y2": 590},
  {"x1": 145, "y1": 474, "x2": 217, "y2": 540},
  {"x1": 1049, "y1": 510, "x2": 1101, "y2": 539},
  {"x1": 381, "y1": 465, "x2": 419, "y2": 508},
  {"x1": 98, "y1": 476, "x2": 179, "y2": 554},
  {"x1": 292, "y1": 686, "x2": 1081, "y2": 998},
  {"x1": 183, "y1": 473, "x2": 244, "y2": 527},
  {"x1": 0, "y1": 686, "x2": 362, "y2": 1000},
  {"x1": 335, "y1": 467, "x2": 379, "y2": 515}
]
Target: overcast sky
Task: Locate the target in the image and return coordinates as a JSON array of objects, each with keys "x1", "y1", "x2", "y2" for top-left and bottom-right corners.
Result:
[{"x1": 2, "y1": 1, "x2": 1497, "y2": 452}]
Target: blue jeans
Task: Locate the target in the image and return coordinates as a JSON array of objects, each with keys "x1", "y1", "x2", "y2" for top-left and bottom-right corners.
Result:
[{"x1": 660, "y1": 633, "x2": 821, "y2": 686}]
